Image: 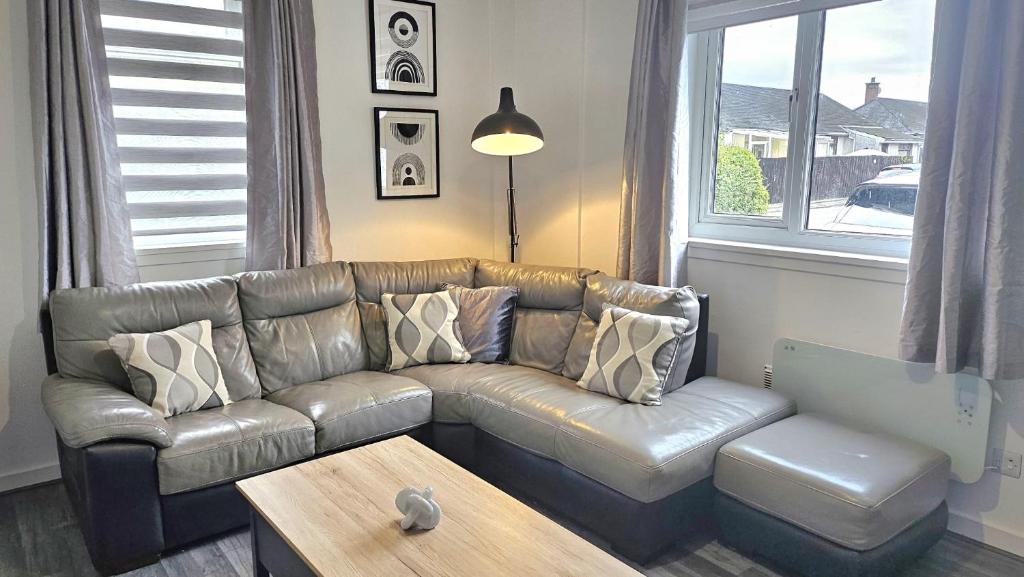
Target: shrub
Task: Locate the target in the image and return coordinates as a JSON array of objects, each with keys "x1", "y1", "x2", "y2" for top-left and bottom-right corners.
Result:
[{"x1": 714, "y1": 145, "x2": 770, "y2": 215}]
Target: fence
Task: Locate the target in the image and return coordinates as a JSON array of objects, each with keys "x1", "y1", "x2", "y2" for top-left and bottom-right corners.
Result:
[{"x1": 759, "y1": 156, "x2": 911, "y2": 205}]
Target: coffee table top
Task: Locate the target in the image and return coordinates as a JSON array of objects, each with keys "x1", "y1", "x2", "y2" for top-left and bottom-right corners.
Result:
[{"x1": 236, "y1": 435, "x2": 643, "y2": 577}]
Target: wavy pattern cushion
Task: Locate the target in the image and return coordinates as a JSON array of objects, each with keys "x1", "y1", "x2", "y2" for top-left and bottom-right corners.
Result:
[
  {"x1": 441, "y1": 283, "x2": 519, "y2": 363},
  {"x1": 577, "y1": 306, "x2": 689, "y2": 405},
  {"x1": 109, "y1": 319, "x2": 233, "y2": 417},
  {"x1": 382, "y1": 291, "x2": 471, "y2": 371}
]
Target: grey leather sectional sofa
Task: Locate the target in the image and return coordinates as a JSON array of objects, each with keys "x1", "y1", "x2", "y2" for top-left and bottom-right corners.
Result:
[{"x1": 42, "y1": 258, "x2": 795, "y2": 574}]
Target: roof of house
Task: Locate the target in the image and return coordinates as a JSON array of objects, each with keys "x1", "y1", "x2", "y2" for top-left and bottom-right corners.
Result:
[
  {"x1": 720, "y1": 84, "x2": 929, "y2": 143},
  {"x1": 854, "y1": 98, "x2": 928, "y2": 136},
  {"x1": 844, "y1": 125, "x2": 921, "y2": 142},
  {"x1": 720, "y1": 83, "x2": 873, "y2": 136}
]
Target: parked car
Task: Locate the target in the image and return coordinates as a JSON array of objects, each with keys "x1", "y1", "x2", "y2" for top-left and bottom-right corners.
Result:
[
  {"x1": 876, "y1": 163, "x2": 921, "y2": 178},
  {"x1": 822, "y1": 172, "x2": 919, "y2": 234}
]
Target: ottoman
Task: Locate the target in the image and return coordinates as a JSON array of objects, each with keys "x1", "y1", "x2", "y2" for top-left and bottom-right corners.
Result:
[{"x1": 713, "y1": 414, "x2": 950, "y2": 577}]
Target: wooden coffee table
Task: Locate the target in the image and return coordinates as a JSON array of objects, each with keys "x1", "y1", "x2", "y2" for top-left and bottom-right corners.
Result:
[{"x1": 236, "y1": 435, "x2": 642, "y2": 577}]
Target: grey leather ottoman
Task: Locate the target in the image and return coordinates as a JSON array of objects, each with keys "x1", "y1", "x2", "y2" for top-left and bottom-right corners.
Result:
[{"x1": 713, "y1": 414, "x2": 951, "y2": 577}]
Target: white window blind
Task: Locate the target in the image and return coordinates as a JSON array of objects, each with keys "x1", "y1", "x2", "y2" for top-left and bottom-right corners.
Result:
[{"x1": 100, "y1": 0, "x2": 247, "y2": 251}]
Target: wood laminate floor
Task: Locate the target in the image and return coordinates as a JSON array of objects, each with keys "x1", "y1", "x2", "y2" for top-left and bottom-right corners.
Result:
[{"x1": 2, "y1": 482, "x2": 1022, "y2": 577}]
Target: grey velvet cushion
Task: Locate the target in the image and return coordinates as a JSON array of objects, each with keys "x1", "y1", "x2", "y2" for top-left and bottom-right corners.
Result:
[
  {"x1": 382, "y1": 290, "x2": 471, "y2": 370},
  {"x1": 474, "y1": 259, "x2": 596, "y2": 374},
  {"x1": 157, "y1": 399, "x2": 314, "y2": 495},
  {"x1": 109, "y1": 320, "x2": 233, "y2": 417},
  {"x1": 441, "y1": 283, "x2": 519, "y2": 363},
  {"x1": 577, "y1": 305, "x2": 689, "y2": 405},
  {"x1": 563, "y1": 273, "x2": 700, "y2": 392},
  {"x1": 236, "y1": 262, "x2": 368, "y2": 393},
  {"x1": 714, "y1": 414, "x2": 951, "y2": 551},
  {"x1": 266, "y1": 371, "x2": 432, "y2": 452}
]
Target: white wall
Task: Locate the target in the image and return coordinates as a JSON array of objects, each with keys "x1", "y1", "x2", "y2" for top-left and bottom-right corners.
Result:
[
  {"x1": 487, "y1": 0, "x2": 637, "y2": 272},
  {"x1": 0, "y1": 0, "x2": 57, "y2": 492},
  {"x1": 314, "y1": 0, "x2": 496, "y2": 263}
]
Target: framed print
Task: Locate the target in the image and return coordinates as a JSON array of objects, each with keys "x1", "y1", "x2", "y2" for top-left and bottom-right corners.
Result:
[
  {"x1": 374, "y1": 107, "x2": 440, "y2": 200},
  {"x1": 368, "y1": 0, "x2": 437, "y2": 96}
]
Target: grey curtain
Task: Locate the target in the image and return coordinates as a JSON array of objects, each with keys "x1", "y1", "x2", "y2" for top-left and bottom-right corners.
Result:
[
  {"x1": 29, "y1": 0, "x2": 139, "y2": 301},
  {"x1": 617, "y1": 0, "x2": 688, "y2": 286},
  {"x1": 244, "y1": 0, "x2": 332, "y2": 271},
  {"x1": 899, "y1": 0, "x2": 1024, "y2": 380}
]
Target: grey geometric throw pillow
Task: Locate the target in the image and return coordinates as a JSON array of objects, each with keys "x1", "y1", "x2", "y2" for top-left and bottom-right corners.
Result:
[
  {"x1": 108, "y1": 319, "x2": 232, "y2": 418},
  {"x1": 382, "y1": 290, "x2": 471, "y2": 371},
  {"x1": 577, "y1": 305, "x2": 689, "y2": 405}
]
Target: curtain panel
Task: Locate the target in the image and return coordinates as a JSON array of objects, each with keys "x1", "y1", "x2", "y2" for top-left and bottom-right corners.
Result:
[
  {"x1": 244, "y1": 0, "x2": 332, "y2": 271},
  {"x1": 29, "y1": 0, "x2": 139, "y2": 299},
  {"x1": 617, "y1": 0, "x2": 689, "y2": 287},
  {"x1": 899, "y1": 0, "x2": 1024, "y2": 380}
]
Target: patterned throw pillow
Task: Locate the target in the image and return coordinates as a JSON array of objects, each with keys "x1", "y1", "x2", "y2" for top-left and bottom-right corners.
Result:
[
  {"x1": 382, "y1": 290, "x2": 471, "y2": 371},
  {"x1": 108, "y1": 319, "x2": 232, "y2": 418},
  {"x1": 440, "y1": 283, "x2": 519, "y2": 363},
  {"x1": 577, "y1": 305, "x2": 689, "y2": 405}
]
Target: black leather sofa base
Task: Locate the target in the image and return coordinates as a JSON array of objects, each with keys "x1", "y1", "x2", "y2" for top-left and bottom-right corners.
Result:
[
  {"x1": 57, "y1": 438, "x2": 164, "y2": 575},
  {"x1": 425, "y1": 423, "x2": 716, "y2": 564},
  {"x1": 714, "y1": 493, "x2": 948, "y2": 577}
]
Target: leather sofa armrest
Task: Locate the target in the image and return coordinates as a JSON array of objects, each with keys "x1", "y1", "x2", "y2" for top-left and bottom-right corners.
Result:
[{"x1": 42, "y1": 374, "x2": 172, "y2": 449}]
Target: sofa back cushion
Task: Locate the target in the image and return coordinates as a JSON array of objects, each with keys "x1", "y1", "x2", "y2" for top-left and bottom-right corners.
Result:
[
  {"x1": 352, "y1": 258, "x2": 478, "y2": 370},
  {"x1": 49, "y1": 277, "x2": 261, "y2": 401},
  {"x1": 474, "y1": 260, "x2": 596, "y2": 374},
  {"x1": 562, "y1": 273, "x2": 700, "y2": 393},
  {"x1": 236, "y1": 262, "x2": 367, "y2": 393}
]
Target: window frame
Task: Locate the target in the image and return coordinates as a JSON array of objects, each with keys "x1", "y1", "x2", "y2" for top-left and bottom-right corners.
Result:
[{"x1": 688, "y1": 8, "x2": 917, "y2": 259}]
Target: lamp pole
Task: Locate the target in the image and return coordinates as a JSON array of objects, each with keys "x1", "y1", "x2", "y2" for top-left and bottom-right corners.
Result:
[{"x1": 507, "y1": 156, "x2": 519, "y2": 263}]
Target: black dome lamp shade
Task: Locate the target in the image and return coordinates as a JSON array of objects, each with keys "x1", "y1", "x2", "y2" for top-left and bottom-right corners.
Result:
[
  {"x1": 471, "y1": 87, "x2": 544, "y2": 156},
  {"x1": 471, "y1": 87, "x2": 544, "y2": 262}
]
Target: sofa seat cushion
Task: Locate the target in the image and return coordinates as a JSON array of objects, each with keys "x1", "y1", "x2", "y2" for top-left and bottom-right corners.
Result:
[
  {"x1": 157, "y1": 399, "x2": 314, "y2": 495},
  {"x1": 714, "y1": 414, "x2": 950, "y2": 551},
  {"x1": 555, "y1": 377, "x2": 795, "y2": 503},
  {"x1": 394, "y1": 363, "x2": 513, "y2": 423},
  {"x1": 468, "y1": 366, "x2": 622, "y2": 457},
  {"x1": 267, "y1": 371, "x2": 432, "y2": 453}
]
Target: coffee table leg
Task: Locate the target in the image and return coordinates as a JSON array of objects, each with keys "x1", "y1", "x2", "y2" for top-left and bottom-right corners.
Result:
[{"x1": 251, "y1": 509, "x2": 271, "y2": 577}]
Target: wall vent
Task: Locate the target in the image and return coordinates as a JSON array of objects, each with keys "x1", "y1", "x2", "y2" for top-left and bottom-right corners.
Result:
[{"x1": 762, "y1": 364, "x2": 773, "y2": 389}]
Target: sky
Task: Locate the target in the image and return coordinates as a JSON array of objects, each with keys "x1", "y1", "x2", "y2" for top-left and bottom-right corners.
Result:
[{"x1": 720, "y1": 0, "x2": 935, "y2": 109}]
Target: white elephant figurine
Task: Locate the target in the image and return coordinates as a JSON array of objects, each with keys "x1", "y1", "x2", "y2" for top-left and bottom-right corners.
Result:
[{"x1": 395, "y1": 486, "x2": 442, "y2": 531}]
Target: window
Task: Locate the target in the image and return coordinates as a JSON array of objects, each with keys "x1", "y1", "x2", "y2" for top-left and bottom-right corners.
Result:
[
  {"x1": 100, "y1": 0, "x2": 246, "y2": 251},
  {"x1": 691, "y1": 0, "x2": 935, "y2": 257}
]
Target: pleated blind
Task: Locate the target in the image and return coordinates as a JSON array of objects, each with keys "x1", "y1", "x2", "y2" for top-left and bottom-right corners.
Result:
[{"x1": 100, "y1": 0, "x2": 246, "y2": 250}]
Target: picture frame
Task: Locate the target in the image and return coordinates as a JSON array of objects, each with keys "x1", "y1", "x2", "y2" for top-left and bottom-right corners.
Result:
[
  {"x1": 368, "y1": 0, "x2": 437, "y2": 96},
  {"x1": 373, "y1": 107, "x2": 440, "y2": 200}
]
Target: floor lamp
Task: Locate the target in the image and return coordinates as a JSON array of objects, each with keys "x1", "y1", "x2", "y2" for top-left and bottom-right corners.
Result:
[{"x1": 471, "y1": 87, "x2": 544, "y2": 263}]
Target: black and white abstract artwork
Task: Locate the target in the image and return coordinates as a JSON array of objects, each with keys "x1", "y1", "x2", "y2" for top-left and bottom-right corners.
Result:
[
  {"x1": 368, "y1": 0, "x2": 436, "y2": 95},
  {"x1": 374, "y1": 107, "x2": 440, "y2": 199}
]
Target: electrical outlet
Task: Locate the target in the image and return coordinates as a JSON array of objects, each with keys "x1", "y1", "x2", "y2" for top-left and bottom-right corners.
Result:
[{"x1": 991, "y1": 448, "x2": 1023, "y2": 479}]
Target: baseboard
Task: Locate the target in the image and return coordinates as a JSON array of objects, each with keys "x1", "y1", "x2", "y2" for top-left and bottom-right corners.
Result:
[
  {"x1": 948, "y1": 509, "x2": 1024, "y2": 558},
  {"x1": 0, "y1": 462, "x2": 60, "y2": 495}
]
